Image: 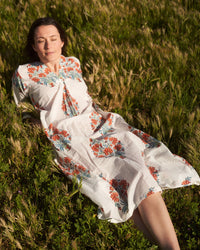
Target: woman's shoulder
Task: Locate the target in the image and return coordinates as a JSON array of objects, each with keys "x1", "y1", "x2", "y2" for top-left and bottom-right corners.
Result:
[
  {"x1": 13, "y1": 62, "x2": 46, "y2": 86},
  {"x1": 15, "y1": 62, "x2": 43, "y2": 74}
]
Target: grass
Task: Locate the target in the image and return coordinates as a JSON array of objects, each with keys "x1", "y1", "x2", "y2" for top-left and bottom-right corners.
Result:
[{"x1": 0, "y1": 0, "x2": 200, "y2": 249}]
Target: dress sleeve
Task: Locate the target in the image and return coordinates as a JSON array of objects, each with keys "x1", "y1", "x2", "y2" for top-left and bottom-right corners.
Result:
[
  {"x1": 12, "y1": 67, "x2": 29, "y2": 106},
  {"x1": 12, "y1": 67, "x2": 34, "y2": 120}
]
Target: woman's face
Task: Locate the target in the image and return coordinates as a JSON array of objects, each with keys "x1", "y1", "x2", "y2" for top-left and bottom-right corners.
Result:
[{"x1": 33, "y1": 25, "x2": 64, "y2": 64}]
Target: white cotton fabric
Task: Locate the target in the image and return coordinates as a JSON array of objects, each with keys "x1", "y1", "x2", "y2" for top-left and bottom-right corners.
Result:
[{"x1": 12, "y1": 56, "x2": 200, "y2": 223}]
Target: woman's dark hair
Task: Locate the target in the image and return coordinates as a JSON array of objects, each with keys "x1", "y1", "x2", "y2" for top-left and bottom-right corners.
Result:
[{"x1": 24, "y1": 17, "x2": 67, "y2": 62}]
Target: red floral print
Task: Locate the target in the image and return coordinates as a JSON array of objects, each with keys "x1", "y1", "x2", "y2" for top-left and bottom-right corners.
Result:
[
  {"x1": 104, "y1": 147, "x2": 113, "y2": 156},
  {"x1": 32, "y1": 77, "x2": 40, "y2": 82},
  {"x1": 90, "y1": 137, "x2": 125, "y2": 158},
  {"x1": 62, "y1": 85, "x2": 79, "y2": 117},
  {"x1": 91, "y1": 143, "x2": 100, "y2": 152},
  {"x1": 45, "y1": 67, "x2": 51, "y2": 74},
  {"x1": 148, "y1": 166, "x2": 159, "y2": 181},
  {"x1": 128, "y1": 126, "x2": 161, "y2": 148},
  {"x1": 28, "y1": 67, "x2": 36, "y2": 73},
  {"x1": 181, "y1": 177, "x2": 191, "y2": 186},
  {"x1": 146, "y1": 188, "x2": 155, "y2": 197},
  {"x1": 57, "y1": 156, "x2": 91, "y2": 180},
  {"x1": 110, "y1": 192, "x2": 120, "y2": 202},
  {"x1": 107, "y1": 178, "x2": 129, "y2": 212},
  {"x1": 39, "y1": 73, "x2": 46, "y2": 77},
  {"x1": 45, "y1": 123, "x2": 71, "y2": 151}
]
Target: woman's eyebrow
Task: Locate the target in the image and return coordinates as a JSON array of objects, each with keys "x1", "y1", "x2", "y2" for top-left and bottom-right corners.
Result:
[{"x1": 36, "y1": 34, "x2": 58, "y2": 39}]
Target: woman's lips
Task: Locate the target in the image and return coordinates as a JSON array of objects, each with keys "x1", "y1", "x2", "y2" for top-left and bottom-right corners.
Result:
[{"x1": 46, "y1": 52, "x2": 54, "y2": 55}]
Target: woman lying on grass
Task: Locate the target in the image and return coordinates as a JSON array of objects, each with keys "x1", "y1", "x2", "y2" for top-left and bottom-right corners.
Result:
[{"x1": 12, "y1": 17, "x2": 200, "y2": 249}]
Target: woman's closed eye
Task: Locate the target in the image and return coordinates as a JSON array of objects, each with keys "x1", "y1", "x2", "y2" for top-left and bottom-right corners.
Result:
[{"x1": 37, "y1": 39, "x2": 45, "y2": 44}]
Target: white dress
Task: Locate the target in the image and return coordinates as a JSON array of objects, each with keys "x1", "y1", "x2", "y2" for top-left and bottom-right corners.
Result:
[{"x1": 12, "y1": 55, "x2": 200, "y2": 223}]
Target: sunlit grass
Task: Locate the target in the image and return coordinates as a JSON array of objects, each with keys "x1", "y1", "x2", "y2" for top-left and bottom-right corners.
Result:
[{"x1": 0, "y1": 0, "x2": 200, "y2": 249}]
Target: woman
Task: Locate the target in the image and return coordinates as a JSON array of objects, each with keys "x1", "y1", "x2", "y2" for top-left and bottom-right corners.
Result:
[{"x1": 12, "y1": 17, "x2": 200, "y2": 249}]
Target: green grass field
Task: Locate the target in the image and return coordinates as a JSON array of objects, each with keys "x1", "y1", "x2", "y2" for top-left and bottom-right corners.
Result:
[{"x1": 0, "y1": 0, "x2": 200, "y2": 249}]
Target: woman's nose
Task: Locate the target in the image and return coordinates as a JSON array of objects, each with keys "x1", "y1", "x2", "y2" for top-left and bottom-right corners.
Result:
[{"x1": 44, "y1": 40, "x2": 51, "y2": 49}]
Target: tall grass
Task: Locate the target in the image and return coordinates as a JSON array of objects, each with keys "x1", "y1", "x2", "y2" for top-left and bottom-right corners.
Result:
[{"x1": 0, "y1": 0, "x2": 200, "y2": 249}]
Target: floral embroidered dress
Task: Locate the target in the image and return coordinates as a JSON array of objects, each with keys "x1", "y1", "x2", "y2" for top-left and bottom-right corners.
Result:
[{"x1": 12, "y1": 55, "x2": 200, "y2": 223}]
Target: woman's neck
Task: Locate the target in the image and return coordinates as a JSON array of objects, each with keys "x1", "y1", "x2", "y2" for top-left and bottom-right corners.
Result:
[{"x1": 45, "y1": 59, "x2": 60, "y2": 75}]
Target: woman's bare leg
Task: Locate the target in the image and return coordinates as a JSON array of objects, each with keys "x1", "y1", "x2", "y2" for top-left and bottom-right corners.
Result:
[
  {"x1": 132, "y1": 208, "x2": 157, "y2": 244},
  {"x1": 132, "y1": 192, "x2": 180, "y2": 250}
]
